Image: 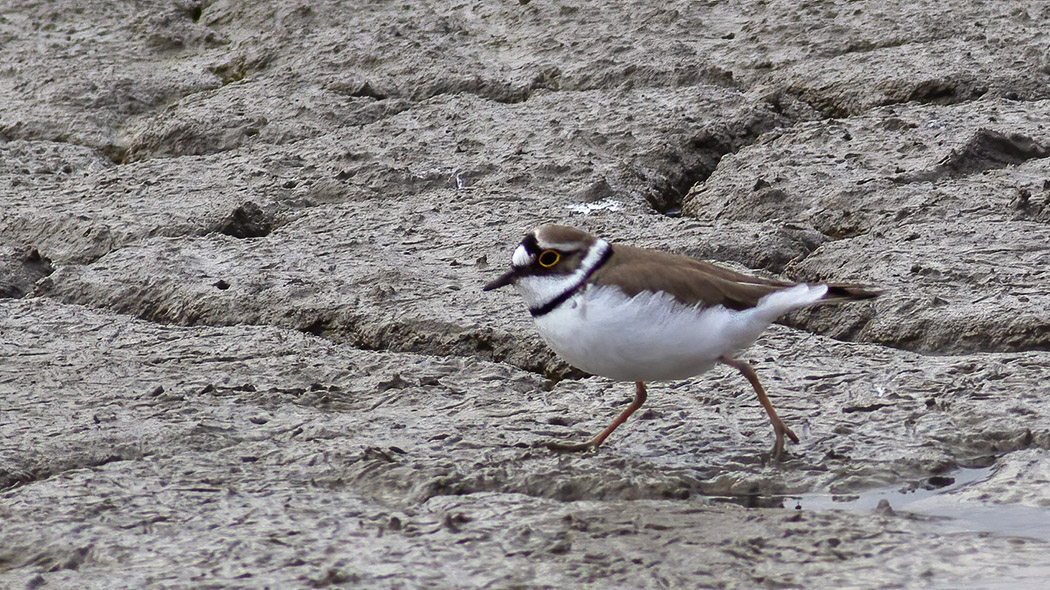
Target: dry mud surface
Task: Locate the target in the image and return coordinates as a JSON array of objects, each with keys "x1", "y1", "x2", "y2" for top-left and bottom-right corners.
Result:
[{"x1": 3, "y1": 1, "x2": 1050, "y2": 588}]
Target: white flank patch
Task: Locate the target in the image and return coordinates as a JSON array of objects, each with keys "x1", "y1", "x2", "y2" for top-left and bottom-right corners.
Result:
[
  {"x1": 531, "y1": 281, "x2": 830, "y2": 382},
  {"x1": 534, "y1": 286, "x2": 735, "y2": 381},
  {"x1": 566, "y1": 198, "x2": 623, "y2": 215}
]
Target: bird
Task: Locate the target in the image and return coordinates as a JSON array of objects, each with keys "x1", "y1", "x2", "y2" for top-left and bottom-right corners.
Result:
[{"x1": 482, "y1": 224, "x2": 879, "y2": 460}]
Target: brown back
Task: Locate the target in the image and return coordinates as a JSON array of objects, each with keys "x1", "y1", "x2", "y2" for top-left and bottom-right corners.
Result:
[{"x1": 590, "y1": 245, "x2": 795, "y2": 311}]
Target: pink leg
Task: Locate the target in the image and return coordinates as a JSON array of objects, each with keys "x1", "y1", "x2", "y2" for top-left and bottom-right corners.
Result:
[
  {"x1": 546, "y1": 382, "x2": 648, "y2": 452},
  {"x1": 721, "y1": 357, "x2": 799, "y2": 460}
]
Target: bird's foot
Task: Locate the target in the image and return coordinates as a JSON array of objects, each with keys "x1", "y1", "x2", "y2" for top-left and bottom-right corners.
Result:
[
  {"x1": 769, "y1": 423, "x2": 800, "y2": 462},
  {"x1": 769, "y1": 438, "x2": 786, "y2": 462},
  {"x1": 542, "y1": 439, "x2": 600, "y2": 453}
]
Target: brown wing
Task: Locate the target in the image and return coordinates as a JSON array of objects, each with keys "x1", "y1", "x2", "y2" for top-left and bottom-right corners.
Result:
[{"x1": 590, "y1": 244, "x2": 794, "y2": 311}]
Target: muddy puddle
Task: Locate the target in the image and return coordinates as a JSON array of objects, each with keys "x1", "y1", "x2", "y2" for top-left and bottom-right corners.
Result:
[{"x1": 796, "y1": 467, "x2": 1050, "y2": 542}]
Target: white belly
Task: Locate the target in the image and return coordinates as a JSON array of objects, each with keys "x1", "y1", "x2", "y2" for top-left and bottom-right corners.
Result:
[{"x1": 531, "y1": 285, "x2": 775, "y2": 382}]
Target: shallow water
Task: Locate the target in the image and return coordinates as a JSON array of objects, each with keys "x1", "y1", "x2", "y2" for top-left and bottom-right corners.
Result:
[{"x1": 793, "y1": 466, "x2": 1050, "y2": 543}]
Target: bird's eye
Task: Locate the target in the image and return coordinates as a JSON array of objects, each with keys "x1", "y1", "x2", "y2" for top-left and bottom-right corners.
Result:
[{"x1": 537, "y1": 250, "x2": 561, "y2": 268}]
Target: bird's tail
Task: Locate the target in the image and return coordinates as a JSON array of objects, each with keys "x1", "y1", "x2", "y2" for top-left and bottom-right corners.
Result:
[
  {"x1": 819, "y1": 283, "x2": 883, "y2": 304},
  {"x1": 754, "y1": 282, "x2": 880, "y2": 324},
  {"x1": 755, "y1": 283, "x2": 830, "y2": 319}
]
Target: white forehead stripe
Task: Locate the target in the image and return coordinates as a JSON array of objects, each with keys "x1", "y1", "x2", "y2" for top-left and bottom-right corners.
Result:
[{"x1": 512, "y1": 244, "x2": 533, "y2": 267}]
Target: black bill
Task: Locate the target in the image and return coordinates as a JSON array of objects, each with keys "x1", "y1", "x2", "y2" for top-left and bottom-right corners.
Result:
[{"x1": 482, "y1": 269, "x2": 517, "y2": 291}]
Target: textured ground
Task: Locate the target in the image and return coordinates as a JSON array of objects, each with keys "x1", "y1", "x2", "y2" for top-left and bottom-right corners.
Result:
[{"x1": 2, "y1": 1, "x2": 1050, "y2": 588}]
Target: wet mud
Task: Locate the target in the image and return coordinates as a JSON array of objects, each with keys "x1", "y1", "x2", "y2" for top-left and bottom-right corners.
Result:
[{"x1": 3, "y1": 1, "x2": 1050, "y2": 587}]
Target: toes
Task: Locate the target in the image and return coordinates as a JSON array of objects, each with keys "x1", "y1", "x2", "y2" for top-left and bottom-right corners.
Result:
[
  {"x1": 771, "y1": 439, "x2": 785, "y2": 461},
  {"x1": 543, "y1": 440, "x2": 598, "y2": 453}
]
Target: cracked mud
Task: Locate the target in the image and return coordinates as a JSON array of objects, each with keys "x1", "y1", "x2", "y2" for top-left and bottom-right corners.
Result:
[{"x1": 3, "y1": 1, "x2": 1050, "y2": 588}]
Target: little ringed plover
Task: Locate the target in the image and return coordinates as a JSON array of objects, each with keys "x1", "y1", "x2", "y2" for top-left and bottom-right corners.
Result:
[{"x1": 483, "y1": 224, "x2": 879, "y2": 460}]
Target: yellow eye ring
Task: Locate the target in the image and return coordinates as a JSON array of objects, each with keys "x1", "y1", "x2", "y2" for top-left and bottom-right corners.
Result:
[{"x1": 537, "y1": 250, "x2": 560, "y2": 268}]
